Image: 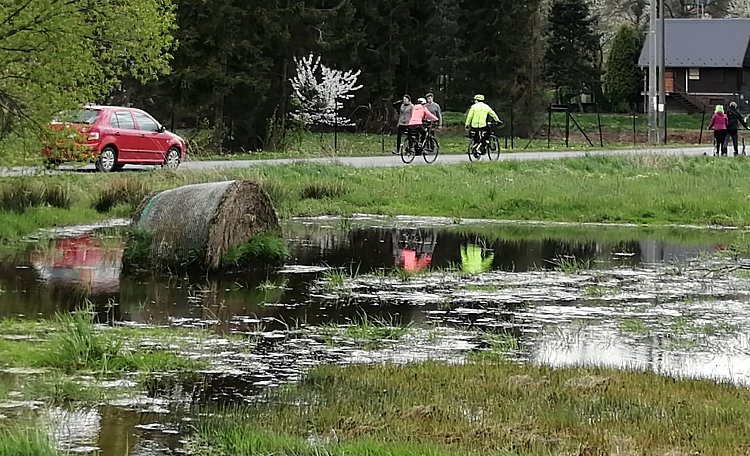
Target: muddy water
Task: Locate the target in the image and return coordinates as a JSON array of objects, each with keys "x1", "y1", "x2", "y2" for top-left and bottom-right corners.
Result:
[{"x1": 0, "y1": 215, "x2": 747, "y2": 454}]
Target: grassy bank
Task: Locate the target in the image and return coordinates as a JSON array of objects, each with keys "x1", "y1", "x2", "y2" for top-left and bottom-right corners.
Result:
[
  {"x1": 187, "y1": 361, "x2": 750, "y2": 455},
  {"x1": 3, "y1": 155, "x2": 750, "y2": 246}
]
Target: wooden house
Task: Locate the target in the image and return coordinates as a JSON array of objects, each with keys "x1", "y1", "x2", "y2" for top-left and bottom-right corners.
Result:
[{"x1": 638, "y1": 18, "x2": 750, "y2": 113}]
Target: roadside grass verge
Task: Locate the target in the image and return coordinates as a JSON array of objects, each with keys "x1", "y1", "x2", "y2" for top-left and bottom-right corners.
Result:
[
  {"x1": 187, "y1": 361, "x2": 750, "y2": 455},
  {"x1": 6, "y1": 155, "x2": 750, "y2": 246}
]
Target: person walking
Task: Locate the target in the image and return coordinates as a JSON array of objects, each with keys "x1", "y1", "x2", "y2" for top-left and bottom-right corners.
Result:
[
  {"x1": 708, "y1": 104, "x2": 729, "y2": 156},
  {"x1": 392, "y1": 95, "x2": 413, "y2": 155},
  {"x1": 724, "y1": 101, "x2": 749, "y2": 156},
  {"x1": 424, "y1": 92, "x2": 443, "y2": 128}
]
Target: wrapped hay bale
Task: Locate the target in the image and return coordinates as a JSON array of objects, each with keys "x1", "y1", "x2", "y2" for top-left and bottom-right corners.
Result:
[{"x1": 125, "y1": 180, "x2": 281, "y2": 271}]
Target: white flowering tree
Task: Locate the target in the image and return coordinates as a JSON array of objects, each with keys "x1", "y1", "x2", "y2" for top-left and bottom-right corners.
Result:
[{"x1": 289, "y1": 54, "x2": 362, "y2": 127}]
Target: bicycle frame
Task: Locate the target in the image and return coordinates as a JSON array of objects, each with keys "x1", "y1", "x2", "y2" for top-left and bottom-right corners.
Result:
[
  {"x1": 470, "y1": 125, "x2": 498, "y2": 152},
  {"x1": 406, "y1": 122, "x2": 436, "y2": 152}
]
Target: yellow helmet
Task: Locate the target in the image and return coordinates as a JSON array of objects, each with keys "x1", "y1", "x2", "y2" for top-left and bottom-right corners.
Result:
[{"x1": 473, "y1": 94, "x2": 485, "y2": 101}]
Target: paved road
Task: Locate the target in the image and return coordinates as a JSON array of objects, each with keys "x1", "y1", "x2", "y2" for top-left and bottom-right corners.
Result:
[
  {"x1": 180, "y1": 146, "x2": 714, "y2": 170},
  {"x1": 0, "y1": 145, "x2": 718, "y2": 176}
]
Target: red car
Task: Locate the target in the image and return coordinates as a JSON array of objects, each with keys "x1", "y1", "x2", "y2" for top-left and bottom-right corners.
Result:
[{"x1": 44, "y1": 105, "x2": 186, "y2": 172}]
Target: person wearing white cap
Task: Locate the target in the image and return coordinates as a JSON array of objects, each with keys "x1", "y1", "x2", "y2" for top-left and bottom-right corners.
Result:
[
  {"x1": 405, "y1": 97, "x2": 438, "y2": 153},
  {"x1": 725, "y1": 101, "x2": 749, "y2": 156},
  {"x1": 465, "y1": 94, "x2": 500, "y2": 155}
]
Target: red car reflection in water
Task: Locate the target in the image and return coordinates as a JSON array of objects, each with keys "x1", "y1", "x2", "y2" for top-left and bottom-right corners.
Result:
[{"x1": 31, "y1": 235, "x2": 123, "y2": 294}]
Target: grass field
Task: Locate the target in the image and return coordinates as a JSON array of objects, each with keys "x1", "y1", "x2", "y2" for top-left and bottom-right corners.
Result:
[{"x1": 186, "y1": 361, "x2": 750, "y2": 455}]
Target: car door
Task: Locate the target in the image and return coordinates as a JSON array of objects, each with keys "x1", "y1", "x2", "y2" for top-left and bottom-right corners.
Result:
[
  {"x1": 109, "y1": 111, "x2": 142, "y2": 160},
  {"x1": 133, "y1": 111, "x2": 167, "y2": 162}
]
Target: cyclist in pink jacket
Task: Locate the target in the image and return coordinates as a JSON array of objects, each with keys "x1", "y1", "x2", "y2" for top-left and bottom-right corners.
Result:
[
  {"x1": 406, "y1": 97, "x2": 438, "y2": 152},
  {"x1": 708, "y1": 104, "x2": 729, "y2": 156}
]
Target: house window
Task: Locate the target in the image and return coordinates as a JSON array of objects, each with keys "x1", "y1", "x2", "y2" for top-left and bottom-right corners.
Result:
[{"x1": 689, "y1": 68, "x2": 700, "y2": 80}]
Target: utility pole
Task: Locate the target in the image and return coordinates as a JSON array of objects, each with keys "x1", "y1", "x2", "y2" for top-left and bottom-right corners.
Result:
[
  {"x1": 659, "y1": 0, "x2": 666, "y2": 144},
  {"x1": 648, "y1": 0, "x2": 658, "y2": 144}
]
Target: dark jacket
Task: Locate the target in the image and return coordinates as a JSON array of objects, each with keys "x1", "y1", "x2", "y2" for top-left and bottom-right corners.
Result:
[{"x1": 726, "y1": 107, "x2": 748, "y2": 130}]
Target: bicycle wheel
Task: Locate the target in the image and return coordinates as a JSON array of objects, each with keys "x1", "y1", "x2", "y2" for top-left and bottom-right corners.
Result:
[
  {"x1": 487, "y1": 136, "x2": 501, "y2": 160},
  {"x1": 467, "y1": 141, "x2": 480, "y2": 162},
  {"x1": 423, "y1": 137, "x2": 440, "y2": 163},
  {"x1": 400, "y1": 142, "x2": 416, "y2": 164}
]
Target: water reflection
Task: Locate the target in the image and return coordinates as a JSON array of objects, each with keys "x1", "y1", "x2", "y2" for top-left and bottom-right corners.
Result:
[
  {"x1": 31, "y1": 235, "x2": 121, "y2": 294},
  {"x1": 460, "y1": 243, "x2": 494, "y2": 274},
  {"x1": 0, "y1": 223, "x2": 718, "y2": 323},
  {"x1": 0, "y1": 219, "x2": 741, "y2": 455},
  {"x1": 391, "y1": 229, "x2": 436, "y2": 273}
]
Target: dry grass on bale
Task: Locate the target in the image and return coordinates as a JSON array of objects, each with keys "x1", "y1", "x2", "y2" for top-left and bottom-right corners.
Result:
[{"x1": 126, "y1": 180, "x2": 280, "y2": 271}]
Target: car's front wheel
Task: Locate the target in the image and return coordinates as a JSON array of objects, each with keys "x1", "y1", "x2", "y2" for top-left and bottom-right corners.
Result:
[
  {"x1": 95, "y1": 146, "x2": 117, "y2": 172},
  {"x1": 163, "y1": 147, "x2": 181, "y2": 170}
]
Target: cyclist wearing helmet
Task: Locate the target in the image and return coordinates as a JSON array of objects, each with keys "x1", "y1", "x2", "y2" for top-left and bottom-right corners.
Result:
[
  {"x1": 406, "y1": 97, "x2": 438, "y2": 152},
  {"x1": 465, "y1": 94, "x2": 500, "y2": 153}
]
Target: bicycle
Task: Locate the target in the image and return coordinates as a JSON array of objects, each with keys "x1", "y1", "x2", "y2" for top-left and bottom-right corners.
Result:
[
  {"x1": 466, "y1": 120, "x2": 503, "y2": 162},
  {"x1": 400, "y1": 121, "x2": 440, "y2": 164}
]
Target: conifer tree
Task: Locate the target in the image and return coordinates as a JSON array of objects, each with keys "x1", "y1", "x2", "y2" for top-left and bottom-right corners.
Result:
[{"x1": 544, "y1": 0, "x2": 601, "y2": 104}]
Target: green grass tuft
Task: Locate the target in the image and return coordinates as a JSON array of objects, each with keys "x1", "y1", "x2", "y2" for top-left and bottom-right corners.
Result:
[
  {"x1": 0, "y1": 179, "x2": 70, "y2": 212},
  {"x1": 121, "y1": 228, "x2": 153, "y2": 271},
  {"x1": 222, "y1": 231, "x2": 289, "y2": 268},
  {"x1": 91, "y1": 176, "x2": 153, "y2": 213},
  {"x1": 300, "y1": 181, "x2": 348, "y2": 199},
  {"x1": 319, "y1": 313, "x2": 411, "y2": 349},
  {"x1": 43, "y1": 309, "x2": 123, "y2": 373},
  {"x1": 0, "y1": 427, "x2": 57, "y2": 456}
]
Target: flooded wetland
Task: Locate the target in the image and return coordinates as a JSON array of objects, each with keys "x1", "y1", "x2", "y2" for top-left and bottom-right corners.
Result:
[{"x1": 2, "y1": 215, "x2": 750, "y2": 454}]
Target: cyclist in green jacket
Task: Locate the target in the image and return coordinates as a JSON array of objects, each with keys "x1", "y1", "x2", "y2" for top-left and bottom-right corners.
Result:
[{"x1": 465, "y1": 94, "x2": 500, "y2": 154}]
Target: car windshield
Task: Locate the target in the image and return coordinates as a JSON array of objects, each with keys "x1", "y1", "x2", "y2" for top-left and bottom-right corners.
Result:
[{"x1": 52, "y1": 109, "x2": 100, "y2": 125}]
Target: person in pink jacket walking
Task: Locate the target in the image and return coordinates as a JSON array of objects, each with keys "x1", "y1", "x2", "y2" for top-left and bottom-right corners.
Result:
[
  {"x1": 405, "y1": 97, "x2": 438, "y2": 153},
  {"x1": 708, "y1": 104, "x2": 729, "y2": 156}
]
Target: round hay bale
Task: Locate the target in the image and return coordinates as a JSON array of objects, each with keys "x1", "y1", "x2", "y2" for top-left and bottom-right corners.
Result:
[{"x1": 126, "y1": 180, "x2": 280, "y2": 271}]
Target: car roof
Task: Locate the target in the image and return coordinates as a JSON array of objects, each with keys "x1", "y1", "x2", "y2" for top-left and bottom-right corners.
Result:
[{"x1": 84, "y1": 105, "x2": 148, "y2": 113}]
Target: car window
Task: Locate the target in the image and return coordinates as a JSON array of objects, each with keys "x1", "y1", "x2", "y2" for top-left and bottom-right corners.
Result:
[
  {"x1": 52, "y1": 109, "x2": 100, "y2": 125},
  {"x1": 114, "y1": 111, "x2": 135, "y2": 130},
  {"x1": 133, "y1": 112, "x2": 160, "y2": 132}
]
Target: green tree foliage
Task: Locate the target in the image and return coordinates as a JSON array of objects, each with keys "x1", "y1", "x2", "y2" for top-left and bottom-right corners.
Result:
[
  {"x1": 605, "y1": 24, "x2": 645, "y2": 111},
  {"x1": 160, "y1": 0, "x2": 366, "y2": 151},
  {"x1": 0, "y1": 0, "x2": 175, "y2": 140},
  {"x1": 544, "y1": 0, "x2": 601, "y2": 104}
]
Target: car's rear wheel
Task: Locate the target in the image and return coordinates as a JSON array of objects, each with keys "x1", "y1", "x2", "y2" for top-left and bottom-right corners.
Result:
[
  {"x1": 163, "y1": 147, "x2": 181, "y2": 170},
  {"x1": 95, "y1": 146, "x2": 117, "y2": 172}
]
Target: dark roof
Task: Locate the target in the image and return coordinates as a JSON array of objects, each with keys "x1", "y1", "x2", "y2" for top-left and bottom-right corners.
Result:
[{"x1": 638, "y1": 18, "x2": 750, "y2": 68}]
